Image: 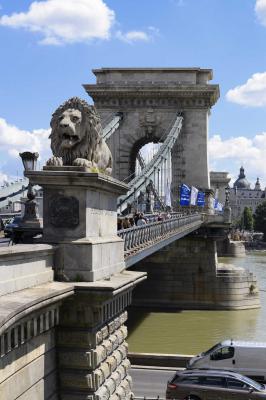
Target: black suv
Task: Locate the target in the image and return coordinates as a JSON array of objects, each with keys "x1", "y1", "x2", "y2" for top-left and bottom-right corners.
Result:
[{"x1": 166, "y1": 369, "x2": 266, "y2": 399}]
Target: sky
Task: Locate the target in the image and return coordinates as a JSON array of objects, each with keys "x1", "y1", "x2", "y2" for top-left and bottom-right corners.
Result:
[{"x1": 0, "y1": 0, "x2": 266, "y2": 188}]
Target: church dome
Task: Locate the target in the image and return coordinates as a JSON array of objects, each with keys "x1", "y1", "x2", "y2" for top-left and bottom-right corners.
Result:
[{"x1": 233, "y1": 166, "x2": 251, "y2": 189}]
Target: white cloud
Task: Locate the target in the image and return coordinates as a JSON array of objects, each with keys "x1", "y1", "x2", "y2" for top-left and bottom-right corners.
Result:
[
  {"x1": 226, "y1": 72, "x2": 266, "y2": 107},
  {"x1": 255, "y1": 0, "x2": 266, "y2": 26},
  {"x1": 116, "y1": 30, "x2": 151, "y2": 44},
  {"x1": 0, "y1": 117, "x2": 51, "y2": 162},
  {"x1": 209, "y1": 133, "x2": 266, "y2": 187},
  {"x1": 116, "y1": 26, "x2": 159, "y2": 44},
  {"x1": 0, "y1": 0, "x2": 115, "y2": 45}
]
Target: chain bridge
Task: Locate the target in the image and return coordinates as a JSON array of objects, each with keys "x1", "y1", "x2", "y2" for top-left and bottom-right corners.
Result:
[{"x1": 0, "y1": 67, "x2": 261, "y2": 400}]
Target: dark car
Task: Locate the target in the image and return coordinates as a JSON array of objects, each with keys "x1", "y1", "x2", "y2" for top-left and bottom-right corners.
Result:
[
  {"x1": 4, "y1": 216, "x2": 22, "y2": 237},
  {"x1": 166, "y1": 369, "x2": 266, "y2": 399}
]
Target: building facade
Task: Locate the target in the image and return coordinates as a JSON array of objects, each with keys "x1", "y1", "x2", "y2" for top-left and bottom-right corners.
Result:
[{"x1": 229, "y1": 167, "x2": 265, "y2": 222}]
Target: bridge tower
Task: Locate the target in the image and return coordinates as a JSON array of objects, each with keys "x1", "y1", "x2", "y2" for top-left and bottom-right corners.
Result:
[{"x1": 84, "y1": 68, "x2": 219, "y2": 194}]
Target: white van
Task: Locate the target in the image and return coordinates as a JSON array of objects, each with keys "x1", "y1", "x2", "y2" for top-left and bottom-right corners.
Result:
[{"x1": 187, "y1": 340, "x2": 266, "y2": 382}]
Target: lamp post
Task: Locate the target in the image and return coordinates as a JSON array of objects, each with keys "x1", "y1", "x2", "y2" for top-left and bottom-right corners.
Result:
[
  {"x1": 19, "y1": 152, "x2": 41, "y2": 227},
  {"x1": 225, "y1": 185, "x2": 230, "y2": 207},
  {"x1": 224, "y1": 186, "x2": 232, "y2": 224},
  {"x1": 11, "y1": 152, "x2": 42, "y2": 244}
]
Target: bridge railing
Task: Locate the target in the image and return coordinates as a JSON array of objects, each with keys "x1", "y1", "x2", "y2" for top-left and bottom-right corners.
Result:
[{"x1": 118, "y1": 213, "x2": 202, "y2": 255}]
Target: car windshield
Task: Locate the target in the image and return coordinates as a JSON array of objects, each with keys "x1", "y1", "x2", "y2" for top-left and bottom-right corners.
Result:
[
  {"x1": 241, "y1": 376, "x2": 265, "y2": 391},
  {"x1": 201, "y1": 343, "x2": 222, "y2": 356}
]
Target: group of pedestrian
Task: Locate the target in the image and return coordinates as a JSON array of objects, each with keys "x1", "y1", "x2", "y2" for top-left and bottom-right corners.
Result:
[
  {"x1": 117, "y1": 212, "x2": 148, "y2": 230},
  {"x1": 117, "y1": 211, "x2": 174, "y2": 231}
]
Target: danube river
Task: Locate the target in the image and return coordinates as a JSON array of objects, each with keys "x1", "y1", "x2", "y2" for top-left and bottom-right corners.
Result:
[{"x1": 127, "y1": 251, "x2": 266, "y2": 355}]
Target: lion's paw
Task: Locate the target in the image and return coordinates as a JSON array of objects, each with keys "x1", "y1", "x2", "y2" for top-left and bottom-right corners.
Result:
[
  {"x1": 46, "y1": 156, "x2": 63, "y2": 166},
  {"x1": 73, "y1": 158, "x2": 92, "y2": 168},
  {"x1": 105, "y1": 167, "x2": 112, "y2": 176}
]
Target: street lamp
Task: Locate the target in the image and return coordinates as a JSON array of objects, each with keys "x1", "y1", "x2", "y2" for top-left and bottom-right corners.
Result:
[
  {"x1": 10, "y1": 152, "x2": 42, "y2": 243},
  {"x1": 19, "y1": 152, "x2": 39, "y2": 173},
  {"x1": 19, "y1": 152, "x2": 40, "y2": 225},
  {"x1": 225, "y1": 186, "x2": 230, "y2": 207}
]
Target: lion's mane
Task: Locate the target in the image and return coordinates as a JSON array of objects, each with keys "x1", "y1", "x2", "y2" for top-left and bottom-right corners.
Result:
[{"x1": 50, "y1": 97, "x2": 103, "y2": 166}]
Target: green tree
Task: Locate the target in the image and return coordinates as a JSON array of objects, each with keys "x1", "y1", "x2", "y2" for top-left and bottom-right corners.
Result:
[
  {"x1": 241, "y1": 207, "x2": 254, "y2": 231},
  {"x1": 254, "y1": 201, "x2": 266, "y2": 241}
]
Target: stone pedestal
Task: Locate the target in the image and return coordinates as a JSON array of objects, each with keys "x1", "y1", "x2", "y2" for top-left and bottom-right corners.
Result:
[
  {"x1": 25, "y1": 167, "x2": 147, "y2": 398},
  {"x1": 26, "y1": 167, "x2": 128, "y2": 281}
]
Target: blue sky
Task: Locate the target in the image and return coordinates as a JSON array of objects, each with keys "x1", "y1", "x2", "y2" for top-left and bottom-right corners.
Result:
[{"x1": 1, "y1": 0, "x2": 266, "y2": 187}]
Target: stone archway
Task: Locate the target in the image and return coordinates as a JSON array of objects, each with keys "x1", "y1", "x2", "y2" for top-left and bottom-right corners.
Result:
[{"x1": 129, "y1": 136, "x2": 161, "y2": 181}]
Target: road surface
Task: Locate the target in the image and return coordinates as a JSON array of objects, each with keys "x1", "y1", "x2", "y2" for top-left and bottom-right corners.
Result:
[
  {"x1": 0, "y1": 237, "x2": 10, "y2": 247},
  {"x1": 131, "y1": 366, "x2": 176, "y2": 398}
]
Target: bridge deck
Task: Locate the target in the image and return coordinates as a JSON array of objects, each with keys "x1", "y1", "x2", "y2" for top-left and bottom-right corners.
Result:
[{"x1": 118, "y1": 213, "x2": 202, "y2": 267}]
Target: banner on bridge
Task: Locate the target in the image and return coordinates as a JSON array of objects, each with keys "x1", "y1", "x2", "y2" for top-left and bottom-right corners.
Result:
[
  {"x1": 180, "y1": 184, "x2": 191, "y2": 206},
  {"x1": 196, "y1": 191, "x2": 205, "y2": 207},
  {"x1": 190, "y1": 186, "x2": 199, "y2": 206}
]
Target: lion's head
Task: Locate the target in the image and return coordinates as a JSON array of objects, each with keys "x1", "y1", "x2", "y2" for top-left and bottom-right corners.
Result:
[{"x1": 50, "y1": 97, "x2": 102, "y2": 165}]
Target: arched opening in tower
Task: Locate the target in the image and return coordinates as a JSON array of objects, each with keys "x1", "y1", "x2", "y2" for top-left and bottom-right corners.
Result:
[{"x1": 130, "y1": 140, "x2": 172, "y2": 208}]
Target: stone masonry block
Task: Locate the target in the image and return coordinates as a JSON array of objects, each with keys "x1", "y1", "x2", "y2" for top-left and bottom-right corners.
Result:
[
  {"x1": 110, "y1": 394, "x2": 120, "y2": 400},
  {"x1": 117, "y1": 326, "x2": 127, "y2": 343},
  {"x1": 121, "y1": 378, "x2": 131, "y2": 395},
  {"x1": 113, "y1": 349, "x2": 123, "y2": 366},
  {"x1": 119, "y1": 343, "x2": 128, "y2": 359},
  {"x1": 58, "y1": 344, "x2": 107, "y2": 369},
  {"x1": 101, "y1": 325, "x2": 109, "y2": 340},
  {"x1": 106, "y1": 355, "x2": 117, "y2": 373},
  {"x1": 114, "y1": 317, "x2": 121, "y2": 330},
  {"x1": 57, "y1": 329, "x2": 102, "y2": 348},
  {"x1": 115, "y1": 385, "x2": 126, "y2": 399},
  {"x1": 112, "y1": 370, "x2": 122, "y2": 387},
  {"x1": 99, "y1": 360, "x2": 112, "y2": 380},
  {"x1": 104, "y1": 377, "x2": 116, "y2": 395},
  {"x1": 108, "y1": 320, "x2": 116, "y2": 334},
  {"x1": 109, "y1": 333, "x2": 119, "y2": 350},
  {"x1": 120, "y1": 311, "x2": 128, "y2": 325},
  {"x1": 95, "y1": 385, "x2": 110, "y2": 400},
  {"x1": 125, "y1": 375, "x2": 133, "y2": 390},
  {"x1": 103, "y1": 338, "x2": 113, "y2": 356}
]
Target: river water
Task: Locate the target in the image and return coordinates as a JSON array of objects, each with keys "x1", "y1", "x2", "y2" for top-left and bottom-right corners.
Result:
[{"x1": 127, "y1": 251, "x2": 266, "y2": 355}]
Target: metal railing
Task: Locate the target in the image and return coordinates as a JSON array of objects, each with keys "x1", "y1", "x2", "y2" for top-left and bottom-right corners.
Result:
[{"x1": 118, "y1": 213, "x2": 202, "y2": 256}]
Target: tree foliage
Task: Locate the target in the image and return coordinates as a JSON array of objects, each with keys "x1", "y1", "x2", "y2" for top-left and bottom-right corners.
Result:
[
  {"x1": 241, "y1": 207, "x2": 254, "y2": 231},
  {"x1": 254, "y1": 201, "x2": 266, "y2": 241}
]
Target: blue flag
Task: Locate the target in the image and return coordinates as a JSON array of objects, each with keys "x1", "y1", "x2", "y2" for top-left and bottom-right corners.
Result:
[
  {"x1": 197, "y1": 191, "x2": 205, "y2": 207},
  {"x1": 180, "y1": 184, "x2": 191, "y2": 206}
]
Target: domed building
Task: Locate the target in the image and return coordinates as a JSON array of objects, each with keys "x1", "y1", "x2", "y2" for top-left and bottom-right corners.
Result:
[
  {"x1": 233, "y1": 166, "x2": 251, "y2": 190},
  {"x1": 210, "y1": 167, "x2": 266, "y2": 222},
  {"x1": 230, "y1": 167, "x2": 265, "y2": 222}
]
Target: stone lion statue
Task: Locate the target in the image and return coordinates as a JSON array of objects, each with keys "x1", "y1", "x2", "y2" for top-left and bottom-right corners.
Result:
[{"x1": 46, "y1": 97, "x2": 112, "y2": 175}]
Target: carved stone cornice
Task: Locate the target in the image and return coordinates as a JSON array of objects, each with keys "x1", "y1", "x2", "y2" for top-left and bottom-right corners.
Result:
[{"x1": 84, "y1": 84, "x2": 220, "y2": 108}]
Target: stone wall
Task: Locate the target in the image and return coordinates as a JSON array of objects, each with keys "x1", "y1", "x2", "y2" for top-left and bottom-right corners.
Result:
[
  {"x1": 0, "y1": 244, "x2": 54, "y2": 296},
  {"x1": 0, "y1": 300, "x2": 61, "y2": 400}
]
